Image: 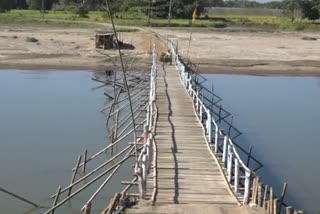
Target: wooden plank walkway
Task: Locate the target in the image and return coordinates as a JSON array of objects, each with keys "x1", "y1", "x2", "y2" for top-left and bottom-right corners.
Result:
[{"x1": 145, "y1": 64, "x2": 238, "y2": 205}]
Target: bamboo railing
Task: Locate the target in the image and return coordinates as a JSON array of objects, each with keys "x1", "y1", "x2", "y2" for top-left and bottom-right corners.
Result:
[{"x1": 170, "y1": 46, "x2": 303, "y2": 214}]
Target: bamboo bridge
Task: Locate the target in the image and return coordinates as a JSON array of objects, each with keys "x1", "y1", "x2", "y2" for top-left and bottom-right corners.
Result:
[{"x1": 3, "y1": 42, "x2": 302, "y2": 214}]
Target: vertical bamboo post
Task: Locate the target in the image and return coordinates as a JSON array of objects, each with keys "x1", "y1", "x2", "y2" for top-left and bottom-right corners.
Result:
[
  {"x1": 214, "y1": 124, "x2": 219, "y2": 154},
  {"x1": 227, "y1": 149, "x2": 233, "y2": 183},
  {"x1": 254, "y1": 176, "x2": 260, "y2": 205},
  {"x1": 234, "y1": 158, "x2": 239, "y2": 193},
  {"x1": 286, "y1": 207, "x2": 293, "y2": 214},
  {"x1": 263, "y1": 185, "x2": 268, "y2": 210},
  {"x1": 68, "y1": 155, "x2": 82, "y2": 196},
  {"x1": 258, "y1": 180, "x2": 263, "y2": 207},
  {"x1": 279, "y1": 182, "x2": 288, "y2": 213},
  {"x1": 273, "y1": 199, "x2": 279, "y2": 214},
  {"x1": 243, "y1": 171, "x2": 251, "y2": 205},
  {"x1": 83, "y1": 202, "x2": 91, "y2": 214},
  {"x1": 222, "y1": 136, "x2": 228, "y2": 167},
  {"x1": 270, "y1": 187, "x2": 274, "y2": 214},
  {"x1": 82, "y1": 149, "x2": 87, "y2": 175},
  {"x1": 207, "y1": 112, "x2": 212, "y2": 142},
  {"x1": 51, "y1": 186, "x2": 61, "y2": 214},
  {"x1": 142, "y1": 154, "x2": 147, "y2": 192},
  {"x1": 251, "y1": 177, "x2": 257, "y2": 204}
]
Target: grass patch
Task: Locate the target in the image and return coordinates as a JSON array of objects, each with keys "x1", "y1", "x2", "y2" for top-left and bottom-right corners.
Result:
[{"x1": 1, "y1": 10, "x2": 320, "y2": 32}]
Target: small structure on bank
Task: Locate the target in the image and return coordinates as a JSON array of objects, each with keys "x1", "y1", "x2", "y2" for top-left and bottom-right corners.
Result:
[{"x1": 95, "y1": 30, "x2": 115, "y2": 49}]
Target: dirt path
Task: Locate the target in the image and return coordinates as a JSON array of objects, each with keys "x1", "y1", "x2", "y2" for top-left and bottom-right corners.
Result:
[{"x1": 1, "y1": 25, "x2": 320, "y2": 75}]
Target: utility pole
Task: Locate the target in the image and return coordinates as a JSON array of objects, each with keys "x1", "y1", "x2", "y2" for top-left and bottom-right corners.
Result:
[{"x1": 168, "y1": 0, "x2": 173, "y2": 26}]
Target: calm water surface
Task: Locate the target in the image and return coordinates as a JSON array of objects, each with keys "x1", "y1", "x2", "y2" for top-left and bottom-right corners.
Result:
[
  {"x1": 203, "y1": 74, "x2": 320, "y2": 214},
  {"x1": 0, "y1": 70, "x2": 132, "y2": 213}
]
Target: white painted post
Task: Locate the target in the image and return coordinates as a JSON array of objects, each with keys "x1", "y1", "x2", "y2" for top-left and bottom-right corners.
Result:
[
  {"x1": 243, "y1": 171, "x2": 251, "y2": 205},
  {"x1": 146, "y1": 105, "x2": 150, "y2": 128},
  {"x1": 142, "y1": 154, "x2": 147, "y2": 192},
  {"x1": 234, "y1": 159, "x2": 239, "y2": 193},
  {"x1": 207, "y1": 112, "x2": 212, "y2": 142},
  {"x1": 214, "y1": 125, "x2": 219, "y2": 154},
  {"x1": 199, "y1": 105, "x2": 203, "y2": 122},
  {"x1": 227, "y1": 148, "x2": 233, "y2": 182},
  {"x1": 222, "y1": 136, "x2": 228, "y2": 165}
]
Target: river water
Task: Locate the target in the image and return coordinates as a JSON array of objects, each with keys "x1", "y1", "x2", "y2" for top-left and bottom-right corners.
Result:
[
  {"x1": 1, "y1": 70, "x2": 319, "y2": 213},
  {"x1": 203, "y1": 74, "x2": 320, "y2": 214},
  {"x1": 0, "y1": 70, "x2": 134, "y2": 213}
]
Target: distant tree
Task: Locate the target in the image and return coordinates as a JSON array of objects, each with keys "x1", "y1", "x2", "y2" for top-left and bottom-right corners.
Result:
[
  {"x1": 203, "y1": 0, "x2": 223, "y2": 7},
  {"x1": 28, "y1": 0, "x2": 59, "y2": 10},
  {"x1": 15, "y1": 0, "x2": 29, "y2": 9},
  {"x1": 283, "y1": 0, "x2": 302, "y2": 22},
  {"x1": 0, "y1": 0, "x2": 16, "y2": 12},
  {"x1": 172, "y1": 0, "x2": 204, "y2": 19},
  {"x1": 301, "y1": 0, "x2": 319, "y2": 22}
]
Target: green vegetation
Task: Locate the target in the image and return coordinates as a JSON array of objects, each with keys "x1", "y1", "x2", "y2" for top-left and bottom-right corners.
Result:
[{"x1": 1, "y1": 0, "x2": 320, "y2": 32}]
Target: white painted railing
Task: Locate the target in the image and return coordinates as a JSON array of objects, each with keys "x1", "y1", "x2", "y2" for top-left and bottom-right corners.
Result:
[
  {"x1": 135, "y1": 43, "x2": 157, "y2": 199},
  {"x1": 171, "y1": 46, "x2": 254, "y2": 205}
]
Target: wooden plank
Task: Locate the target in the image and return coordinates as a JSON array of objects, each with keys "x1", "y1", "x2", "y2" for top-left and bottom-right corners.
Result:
[{"x1": 146, "y1": 64, "x2": 237, "y2": 206}]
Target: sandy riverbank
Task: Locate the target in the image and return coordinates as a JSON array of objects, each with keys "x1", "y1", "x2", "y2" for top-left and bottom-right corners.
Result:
[{"x1": 1, "y1": 26, "x2": 320, "y2": 76}]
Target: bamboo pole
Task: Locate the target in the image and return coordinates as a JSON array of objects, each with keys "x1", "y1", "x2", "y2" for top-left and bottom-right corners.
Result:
[
  {"x1": 83, "y1": 150, "x2": 88, "y2": 175},
  {"x1": 81, "y1": 164, "x2": 122, "y2": 211},
  {"x1": 270, "y1": 187, "x2": 274, "y2": 214},
  {"x1": 68, "y1": 155, "x2": 82, "y2": 196},
  {"x1": 263, "y1": 185, "x2": 268, "y2": 210},
  {"x1": 51, "y1": 145, "x2": 132, "y2": 198},
  {"x1": 83, "y1": 202, "x2": 91, "y2": 214},
  {"x1": 0, "y1": 187, "x2": 40, "y2": 207},
  {"x1": 45, "y1": 147, "x2": 137, "y2": 214},
  {"x1": 106, "y1": 193, "x2": 121, "y2": 214},
  {"x1": 105, "y1": 0, "x2": 139, "y2": 164},
  {"x1": 279, "y1": 182, "x2": 287, "y2": 213},
  {"x1": 51, "y1": 186, "x2": 61, "y2": 214},
  {"x1": 286, "y1": 207, "x2": 293, "y2": 214}
]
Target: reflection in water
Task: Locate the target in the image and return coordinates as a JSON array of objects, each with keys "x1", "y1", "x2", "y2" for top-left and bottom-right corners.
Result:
[
  {"x1": 0, "y1": 70, "x2": 132, "y2": 213},
  {"x1": 203, "y1": 74, "x2": 320, "y2": 214}
]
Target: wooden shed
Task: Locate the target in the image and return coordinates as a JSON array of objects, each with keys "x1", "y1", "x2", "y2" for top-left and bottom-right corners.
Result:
[{"x1": 95, "y1": 31, "x2": 115, "y2": 49}]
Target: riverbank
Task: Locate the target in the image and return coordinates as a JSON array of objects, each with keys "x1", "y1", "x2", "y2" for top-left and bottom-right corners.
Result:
[{"x1": 1, "y1": 26, "x2": 320, "y2": 76}]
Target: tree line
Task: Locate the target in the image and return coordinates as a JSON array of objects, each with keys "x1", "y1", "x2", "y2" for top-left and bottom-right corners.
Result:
[{"x1": 1, "y1": 0, "x2": 320, "y2": 22}]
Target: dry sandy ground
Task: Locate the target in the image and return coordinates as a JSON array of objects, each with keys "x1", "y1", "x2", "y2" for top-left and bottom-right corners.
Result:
[
  {"x1": 1, "y1": 25, "x2": 320, "y2": 75},
  {"x1": 0, "y1": 26, "x2": 152, "y2": 72},
  {"x1": 154, "y1": 28, "x2": 320, "y2": 76}
]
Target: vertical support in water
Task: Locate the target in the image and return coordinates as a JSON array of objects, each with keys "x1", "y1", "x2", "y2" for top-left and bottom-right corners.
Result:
[
  {"x1": 243, "y1": 170, "x2": 251, "y2": 205},
  {"x1": 234, "y1": 159, "x2": 239, "y2": 193}
]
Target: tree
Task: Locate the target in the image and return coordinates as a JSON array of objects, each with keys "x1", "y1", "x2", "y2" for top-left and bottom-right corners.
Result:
[
  {"x1": 28, "y1": 0, "x2": 59, "y2": 10},
  {"x1": 171, "y1": 0, "x2": 204, "y2": 19},
  {"x1": 0, "y1": 0, "x2": 16, "y2": 12},
  {"x1": 301, "y1": 0, "x2": 319, "y2": 22},
  {"x1": 283, "y1": 0, "x2": 302, "y2": 22}
]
